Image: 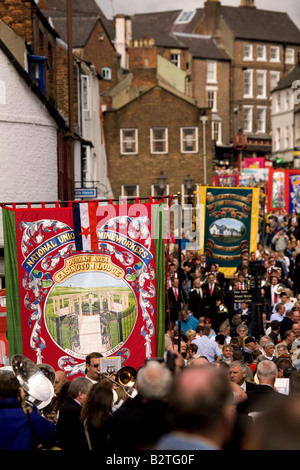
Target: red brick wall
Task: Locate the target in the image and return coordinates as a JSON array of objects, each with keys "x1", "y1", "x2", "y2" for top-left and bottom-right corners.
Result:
[
  {"x1": 0, "y1": 0, "x2": 33, "y2": 42},
  {"x1": 82, "y1": 21, "x2": 119, "y2": 93},
  {"x1": 56, "y1": 41, "x2": 78, "y2": 126},
  {"x1": 103, "y1": 86, "x2": 213, "y2": 198},
  {"x1": 129, "y1": 44, "x2": 157, "y2": 69}
]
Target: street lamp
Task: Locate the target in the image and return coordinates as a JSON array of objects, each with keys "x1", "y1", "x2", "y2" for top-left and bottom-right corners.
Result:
[
  {"x1": 157, "y1": 170, "x2": 167, "y2": 196},
  {"x1": 200, "y1": 114, "x2": 208, "y2": 185},
  {"x1": 184, "y1": 173, "x2": 194, "y2": 205}
]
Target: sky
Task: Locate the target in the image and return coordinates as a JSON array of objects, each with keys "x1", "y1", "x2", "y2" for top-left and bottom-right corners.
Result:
[
  {"x1": 60, "y1": 272, "x2": 126, "y2": 288},
  {"x1": 96, "y1": 0, "x2": 300, "y2": 29}
]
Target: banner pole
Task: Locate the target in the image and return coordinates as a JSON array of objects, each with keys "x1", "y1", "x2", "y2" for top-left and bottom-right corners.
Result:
[{"x1": 177, "y1": 192, "x2": 182, "y2": 354}]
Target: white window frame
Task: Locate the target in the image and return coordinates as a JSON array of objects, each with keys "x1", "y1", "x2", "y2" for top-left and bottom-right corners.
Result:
[
  {"x1": 285, "y1": 126, "x2": 290, "y2": 149},
  {"x1": 81, "y1": 75, "x2": 90, "y2": 112},
  {"x1": 180, "y1": 127, "x2": 199, "y2": 153},
  {"x1": 257, "y1": 70, "x2": 267, "y2": 99},
  {"x1": 243, "y1": 44, "x2": 253, "y2": 61},
  {"x1": 174, "y1": 10, "x2": 196, "y2": 24},
  {"x1": 171, "y1": 53, "x2": 181, "y2": 68},
  {"x1": 257, "y1": 44, "x2": 266, "y2": 61},
  {"x1": 212, "y1": 120, "x2": 222, "y2": 145},
  {"x1": 243, "y1": 69, "x2": 253, "y2": 98},
  {"x1": 256, "y1": 106, "x2": 267, "y2": 134},
  {"x1": 101, "y1": 67, "x2": 111, "y2": 80},
  {"x1": 276, "y1": 92, "x2": 281, "y2": 113},
  {"x1": 206, "y1": 86, "x2": 218, "y2": 112},
  {"x1": 207, "y1": 60, "x2": 217, "y2": 84},
  {"x1": 285, "y1": 48, "x2": 295, "y2": 65},
  {"x1": 151, "y1": 183, "x2": 170, "y2": 197},
  {"x1": 285, "y1": 91, "x2": 291, "y2": 111},
  {"x1": 243, "y1": 106, "x2": 253, "y2": 133},
  {"x1": 270, "y1": 71, "x2": 280, "y2": 91},
  {"x1": 150, "y1": 128, "x2": 168, "y2": 154},
  {"x1": 275, "y1": 127, "x2": 281, "y2": 151},
  {"x1": 270, "y1": 46, "x2": 280, "y2": 62},
  {"x1": 81, "y1": 145, "x2": 92, "y2": 184},
  {"x1": 120, "y1": 128, "x2": 138, "y2": 155},
  {"x1": 121, "y1": 185, "x2": 140, "y2": 198}
]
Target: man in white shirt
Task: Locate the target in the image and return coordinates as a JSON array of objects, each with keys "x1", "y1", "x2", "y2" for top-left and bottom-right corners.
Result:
[
  {"x1": 272, "y1": 292, "x2": 289, "y2": 315},
  {"x1": 191, "y1": 325, "x2": 221, "y2": 363},
  {"x1": 270, "y1": 302, "x2": 286, "y2": 323},
  {"x1": 85, "y1": 352, "x2": 103, "y2": 383},
  {"x1": 260, "y1": 341, "x2": 276, "y2": 361}
]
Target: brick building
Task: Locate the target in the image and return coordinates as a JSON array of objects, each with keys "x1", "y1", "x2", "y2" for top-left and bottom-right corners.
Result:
[
  {"x1": 38, "y1": 0, "x2": 119, "y2": 93},
  {"x1": 103, "y1": 42, "x2": 212, "y2": 199},
  {"x1": 127, "y1": 0, "x2": 300, "y2": 168}
]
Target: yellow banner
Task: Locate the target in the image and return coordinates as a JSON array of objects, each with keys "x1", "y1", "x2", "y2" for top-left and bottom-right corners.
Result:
[{"x1": 197, "y1": 186, "x2": 260, "y2": 278}]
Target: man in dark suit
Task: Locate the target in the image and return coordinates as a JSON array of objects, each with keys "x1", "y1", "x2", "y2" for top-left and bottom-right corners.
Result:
[
  {"x1": 56, "y1": 377, "x2": 92, "y2": 450},
  {"x1": 229, "y1": 360, "x2": 258, "y2": 393},
  {"x1": 237, "y1": 360, "x2": 287, "y2": 415},
  {"x1": 201, "y1": 273, "x2": 223, "y2": 332},
  {"x1": 105, "y1": 360, "x2": 172, "y2": 451},
  {"x1": 198, "y1": 254, "x2": 211, "y2": 277},
  {"x1": 264, "y1": 276, "x2": 282, "y2": 308},
  {"x1": 210, "y1": 263, "x2": 226, "y2": 290},
  {"x1": 166, "y1": 277, "x2": 187, "y2": 327},
  {"x1": 188, "y1": 278, "x2": 204, "y2": 319},
  {"x1": 279, "y1": 309, "x2": 295, "y2": 340},
  {"x1": 261, "y1": 288, "x2": 272, "y2": 320}
]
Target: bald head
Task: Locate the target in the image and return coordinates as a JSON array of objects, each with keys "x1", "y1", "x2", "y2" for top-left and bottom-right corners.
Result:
[
  {"x1": 174, "y1": 365, "x2": 231, "y2": 402},
  {"x1": 188, "y1": 357, "x2": 209, "y2": 367},
  {"x1": 54, "y1": 370, "x2": 68, "y2": 395},
  {"x1": 166, "y1": 365, "x2": 235, "y2": 447}
]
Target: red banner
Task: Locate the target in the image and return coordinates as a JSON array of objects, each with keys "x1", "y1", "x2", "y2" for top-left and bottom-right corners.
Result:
[
  {"x1": 3, "y1": 202, "x2": 164, "y2": 378},
  {"x1": 267, "y1": 169, "x2": 300, "y2": 213}
]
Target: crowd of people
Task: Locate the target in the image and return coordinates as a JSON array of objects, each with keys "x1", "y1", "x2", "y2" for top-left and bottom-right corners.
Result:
[{"x1": 2, "y1": 208, "x2": 300, "y2": 451}]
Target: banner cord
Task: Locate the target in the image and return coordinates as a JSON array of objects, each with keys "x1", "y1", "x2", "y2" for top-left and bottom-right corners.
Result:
[
  {"x1": 165, "y1": 195, "x2": 175, "y2": 350},
  {"x1": 1, "y1": 195, "x2": 178, "y2": 208}
]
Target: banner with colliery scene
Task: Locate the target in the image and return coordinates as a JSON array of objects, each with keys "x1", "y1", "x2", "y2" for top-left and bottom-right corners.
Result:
[
  {"x1": 198, "y1": 186, "x2": 260, "y2": 277},
  {"x1": 267, "y1": 169, "x2": 300, "y2": 213},
  {"x1": 2, "y1": 201, "x2": 165, "y2": 378}
]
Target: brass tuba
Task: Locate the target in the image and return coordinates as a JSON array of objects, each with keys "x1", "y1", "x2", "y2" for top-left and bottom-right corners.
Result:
[
  {"x1": 274, "y1": 284, "x2": 287, "y2": 295},
  {"x1": 11, "y1": 354, "x2": 55, "y2": 411}
]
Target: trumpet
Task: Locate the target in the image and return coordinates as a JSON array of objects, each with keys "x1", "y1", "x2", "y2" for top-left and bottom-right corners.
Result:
[{"x1": 98, "y1": 366, "x2": 137, "y2": 398}]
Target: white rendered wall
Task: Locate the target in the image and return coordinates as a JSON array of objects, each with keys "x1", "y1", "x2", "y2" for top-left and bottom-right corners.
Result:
[{"x1": 0, "y1": 49, "x2": 59, "y2": 246}]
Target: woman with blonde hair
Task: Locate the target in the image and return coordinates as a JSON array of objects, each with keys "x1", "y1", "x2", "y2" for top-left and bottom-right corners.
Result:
[{"x1": 185, "y1": 329, "x2": 196, "y2": 345}]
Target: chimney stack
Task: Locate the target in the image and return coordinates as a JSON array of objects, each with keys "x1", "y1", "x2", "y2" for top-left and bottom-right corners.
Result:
[
  {"x1": 114, "y1": 14, "x2": 132, "y2": 70},
  {"x1": 194, "y1": 0, "x2": 221, "y2": 38}
]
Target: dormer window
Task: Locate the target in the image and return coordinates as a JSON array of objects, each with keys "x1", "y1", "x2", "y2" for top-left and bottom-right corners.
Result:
[
  {"x1": 174, "y1": 10, "x2": 196, "y2": 24},
  {"x1": 102, "y1": 67, "x2": 111, "y2": 80},
  {"x1": 28, "y1": 55, "x2": 48, "y2": 93}
]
